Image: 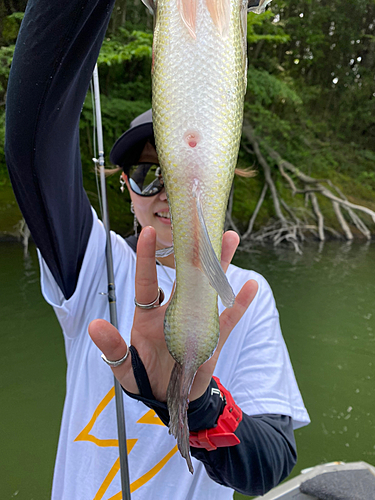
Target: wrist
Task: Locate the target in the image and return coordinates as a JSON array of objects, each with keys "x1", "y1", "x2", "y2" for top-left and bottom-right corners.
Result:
[
  {"x1": 188, "y1": 378, "x2": 225, "y2": 432},
  {"x1": 189, "y1": 377, "x2": 242, "y2": 451}
]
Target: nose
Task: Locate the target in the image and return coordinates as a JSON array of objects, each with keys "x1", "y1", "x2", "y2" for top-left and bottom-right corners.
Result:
[{"x1": 159, "y1": 188, "x2": 168, "y2": 201}]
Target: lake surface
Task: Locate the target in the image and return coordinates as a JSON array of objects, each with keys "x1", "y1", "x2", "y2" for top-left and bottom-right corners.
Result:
[{"x1": 1, "y1": 240, "x2": 374, "y2": 500}]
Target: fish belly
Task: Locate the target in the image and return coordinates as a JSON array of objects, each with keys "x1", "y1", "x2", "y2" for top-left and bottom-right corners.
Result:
[{"x1": 152, "y1": 0, "x2": 245, "y2": 473}]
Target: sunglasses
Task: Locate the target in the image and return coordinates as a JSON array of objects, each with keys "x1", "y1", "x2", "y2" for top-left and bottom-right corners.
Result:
[{"x1": 128, "y1": 163, "x2": 164, "y2": 197}]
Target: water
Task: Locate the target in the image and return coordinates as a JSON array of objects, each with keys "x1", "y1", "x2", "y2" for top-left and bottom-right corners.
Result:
[
  {"x1": 0, "y1": 241, "x2": 374, "y2": 499},
  {"x1": 0, "y1": 244, "x2": 66, "y2": 500},
  {"x1": 234, "y1": 241, "x2": 375, "y2": 499}
]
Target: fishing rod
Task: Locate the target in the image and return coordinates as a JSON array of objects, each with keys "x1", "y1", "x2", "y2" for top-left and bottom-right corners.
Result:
[{"x1": 92, "y1": 64, "x2": 131, "y2": 500}]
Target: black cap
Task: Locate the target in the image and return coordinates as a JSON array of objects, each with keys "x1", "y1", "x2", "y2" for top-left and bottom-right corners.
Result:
[{"x1": 109, "y1": 109, "x2": 155, "y2": 174}]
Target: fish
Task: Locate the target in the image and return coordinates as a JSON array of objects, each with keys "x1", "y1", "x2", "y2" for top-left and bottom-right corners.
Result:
[{"x1": 143, "y1": 0, "x2": 271, "y2": 472}]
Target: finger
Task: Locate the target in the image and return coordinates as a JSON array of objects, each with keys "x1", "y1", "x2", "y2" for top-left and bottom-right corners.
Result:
[
  {"x1": 221, "y1": 231, "x2": 240, "y2": 273},
  {"x1": 217, "y1": 279, "x2": 258, "y2": 352},
  {"x1": 88, "y1": 319, "x2": 138, "y2": 394},
  {"x1": 135, "y1": 226, "x2": 159, "y2": 306}
]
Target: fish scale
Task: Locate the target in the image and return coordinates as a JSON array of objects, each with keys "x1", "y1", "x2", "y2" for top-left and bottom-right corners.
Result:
[{"x1": 152, "y1": 0, "x2": 247, "y2": 473}]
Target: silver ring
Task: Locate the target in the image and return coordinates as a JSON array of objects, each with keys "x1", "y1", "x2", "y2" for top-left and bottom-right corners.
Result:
[
  {"x1": 134, "y1": 287, "x2": 165, "y2": 309},
  {"x1": 101, "y1": 345, "x2": 130, "y2": 367}
]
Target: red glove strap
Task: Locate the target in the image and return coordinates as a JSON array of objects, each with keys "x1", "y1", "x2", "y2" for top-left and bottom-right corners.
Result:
[{"x1": 189, "y1": 377, "x2": 243, "y2": 451}]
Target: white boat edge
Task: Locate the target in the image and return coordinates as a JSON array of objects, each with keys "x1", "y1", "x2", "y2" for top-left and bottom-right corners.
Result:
[{"x1": 253, "y1": 461, "x2": 375, "y2": 499}]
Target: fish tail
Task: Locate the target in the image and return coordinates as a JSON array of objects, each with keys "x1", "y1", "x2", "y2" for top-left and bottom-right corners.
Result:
[{"x1": 167, "y1": 361, "x2": 196, "y2": 474}]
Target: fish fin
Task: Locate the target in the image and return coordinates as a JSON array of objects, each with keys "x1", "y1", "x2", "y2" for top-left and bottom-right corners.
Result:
[
  {"x1": 167, "y1": 362, "x2": 195, "y2": 474},
  {"x1": 155, "y1": 246, "x2": 174, "y2": 258},
  {"x1": 205, "y1": 0, "x2": 231, "y2": 37},
  {"x1": 193, "y1": 181, "x2": 235, "y2": 308},
  {"x1": 247, "y1": 0, "x2": 272, "y2": 14},
  {"x1": 141, "y1": 0, "x2": 157, "y2": 15},
  {"x1": 177, "y1": 0, "x2": 197, "y2": 39},
  {"x1": 240, "y1": 0, "x2": 248, "y2": 91}
]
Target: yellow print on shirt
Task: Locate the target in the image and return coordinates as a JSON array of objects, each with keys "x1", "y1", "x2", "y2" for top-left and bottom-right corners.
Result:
[{"x1": 75, "y1": 387, "x2": 178, "y2": 499}]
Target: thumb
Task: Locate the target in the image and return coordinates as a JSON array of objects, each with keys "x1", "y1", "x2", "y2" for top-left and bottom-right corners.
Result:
[{"x1": 88, "y1": 319, "x2": 138, "y2": 394}]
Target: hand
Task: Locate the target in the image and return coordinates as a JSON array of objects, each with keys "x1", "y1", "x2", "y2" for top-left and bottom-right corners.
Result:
[{"x1": 89, "y1": 226, "x2": 258, "y2": 403}]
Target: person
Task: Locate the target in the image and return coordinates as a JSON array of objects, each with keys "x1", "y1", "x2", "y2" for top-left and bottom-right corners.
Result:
[{"x1": 5, "y1": 0, "x2": 310, "y2": 498}]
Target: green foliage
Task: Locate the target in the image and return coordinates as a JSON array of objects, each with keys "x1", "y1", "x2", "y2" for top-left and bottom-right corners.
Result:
[
  {"x1": 247, "y1": 10, "x2": 290, "y2": 44},
  {"x1": 79, "y1": 94, "x2": 151, "y2": 234},
  {"x1": 80, "y1": 94, "x2": 151, "y2": 169},
  {"x1": 241, "y1": 0, "x2": 375, "y2": 206},
  {"x1": 0, "y1": 12, "x2": 21, "y2": 178},
  {"x1": 357, "y1": 171, "x2": 375, "y2": 192},
  {"x1": 98, "y1": 28, "x2": 152, "y2": 66},
  {"x1": 0, "y1": 109, "x2": 6, "y2": 178},
  {"x1": 80, "y1": 24, "x2": 153, "y2": 171},
  {"x1": 247, "y1": 66, "x2": 302, "y2": 107},
  {"x1": 0, "y1": 44, "x2": 14, "y2": 96},
  {"x1": 95, "y1": 27, "x2": 152, "y2": 103},
  {"x1": 0, "y1": 0, "x2": 374, "y2": 235},
  {"x1": 2, "y1": 12, "x2": 23, "y2": 42}
]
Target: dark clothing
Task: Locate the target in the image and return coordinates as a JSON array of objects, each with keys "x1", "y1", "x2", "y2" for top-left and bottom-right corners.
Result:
[
  {"x1": 5, "y1": 0, "x2": 297, "y2": 495},
  {"x1": 5, "y1": 0, "x2": 110, "y2": 299}
]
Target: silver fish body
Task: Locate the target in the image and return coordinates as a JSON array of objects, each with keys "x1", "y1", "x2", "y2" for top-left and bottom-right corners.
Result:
[{"x1": 150, "y1": 0, "x2": 265, "y2": 473}]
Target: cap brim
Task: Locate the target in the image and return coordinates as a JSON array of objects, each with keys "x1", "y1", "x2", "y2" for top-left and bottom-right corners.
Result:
[{"x1": 109, "y1": 122, "x2": 154, "y2": 174}]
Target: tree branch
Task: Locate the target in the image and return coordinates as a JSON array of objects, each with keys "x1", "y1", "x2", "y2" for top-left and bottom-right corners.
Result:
[
  {"x1": 225, "y1": 185, "x2": 241, "y2": 234},
  {"x1": 310, "y1": 193, "x2": 325, "y2": 241},
  {"x1": 242, "y1": 183, "x2": 268, "y2": 240},
  {"x1": 332, "y1": 201, "x2": 353, "y2": 240},
  {"x1": 243, "y1": 126, "x2": 287, "y2": 224},
  {"x1": 240, "y1": 124, "x2": 374, "y2": 250}
]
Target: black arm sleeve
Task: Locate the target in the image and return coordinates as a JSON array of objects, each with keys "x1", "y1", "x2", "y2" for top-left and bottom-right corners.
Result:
[
  {"x1": 5, "y1": 0, "x2": 115, "y2": 299},
  {"x1": 123, "y1": 346, "x2": 297, "y2": 496},
  {"x1": 190, "y1": 413, "x2": 296, "y2": 496}
]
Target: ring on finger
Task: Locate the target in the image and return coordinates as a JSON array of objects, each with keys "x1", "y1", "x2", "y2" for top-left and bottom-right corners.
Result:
[
  {"x1": 134, "y1": 287, "x2": 165, "y2": 309},
  {"x1": 101, "y1": 345, "x2": 130, "y2": 367}
]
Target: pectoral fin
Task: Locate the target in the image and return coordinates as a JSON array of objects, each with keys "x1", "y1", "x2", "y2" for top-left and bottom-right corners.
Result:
[
  {"x1": 240, "y1": 0, "x2": 248, "y2": 91},
  {"x1": 193, "y1": 182, "x2": 235, "y2": 308},
  {"x1": 205, "y1": 0, "x2": 231, "y2": 37},
  {"x1": 141, "y1": 0, "x2": 157, "y2": 15},
  {"x1": 177, "y1": 0, "x2": 197, "y2": 39}
]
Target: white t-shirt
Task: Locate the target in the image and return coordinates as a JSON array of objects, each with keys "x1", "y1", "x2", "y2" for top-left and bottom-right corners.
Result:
[{"x1": 39, "y1": 209, "x2": 309, "y2": 500}]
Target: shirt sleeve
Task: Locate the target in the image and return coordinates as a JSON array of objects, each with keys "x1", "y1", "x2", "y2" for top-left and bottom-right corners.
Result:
[{"x1": 5, "y1": 0, "x2": 115, "y2": 299}]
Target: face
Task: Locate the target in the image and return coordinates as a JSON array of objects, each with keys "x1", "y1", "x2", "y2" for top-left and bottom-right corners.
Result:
[{"x1": 124, "y1": 143, "x2": 172, "y2": 250}]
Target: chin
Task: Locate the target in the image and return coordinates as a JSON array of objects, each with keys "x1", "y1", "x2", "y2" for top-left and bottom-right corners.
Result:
[
  {"x1": 157, "y1": 238, "x2": 173, "y2": 249},
  {"x1": 156, "y1": 232, "x2": 173, "y2": 249},
  {"x1": 153, "y1": 221, "x2": 172, "y2": 247}
]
